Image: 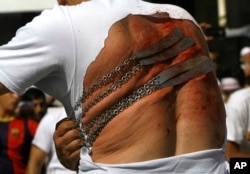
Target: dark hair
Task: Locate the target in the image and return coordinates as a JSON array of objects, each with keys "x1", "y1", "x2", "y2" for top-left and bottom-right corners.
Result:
[
  {"x1": 21, "y1": 87, "x2": 46, "y2": 102},
  {"x1": 20, "y1": 87, "x2": 47, "y2": 121}
]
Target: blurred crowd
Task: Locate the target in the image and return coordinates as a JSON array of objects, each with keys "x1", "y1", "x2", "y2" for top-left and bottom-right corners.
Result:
[{"x1": 0, "y1": 87, "x2": 74, "y2": 174}]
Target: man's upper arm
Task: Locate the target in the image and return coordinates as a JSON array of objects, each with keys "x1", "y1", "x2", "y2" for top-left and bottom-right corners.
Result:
[
  {"x1": 26, "y1": 145, "x2": 48, "y2": 174},
  {"x1": 0, "y1": 82, "x2": 11, "y2": 95}
]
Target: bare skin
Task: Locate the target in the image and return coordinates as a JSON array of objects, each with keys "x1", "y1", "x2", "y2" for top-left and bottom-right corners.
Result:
[
  {"x1": 26, "y1": 146, "x2": 48, "y2": 174},
  {"x1": 226, "y1": 141, "x2": 250, "y2": 162},
  {"x1": 241, "y1": 52, "x2": 250, "y2": 78},
  {"x1": 57, "y1": 0, "x2": 89, "y2": 5},
  {"x1": 226, "y1": 121, "x2": 250, "y2": 161},
  {"x1": 0, "y1": 83, "x2": 11, "y2": 95},
  {"x1": 54, "y1": 13, "x2": 226, "y2": 170}
]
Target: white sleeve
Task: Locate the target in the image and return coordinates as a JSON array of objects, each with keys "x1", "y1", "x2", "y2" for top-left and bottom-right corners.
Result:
[
  {"x1": 32, "y1": 113, "x2": 54, "y2": 153},
  {"x1": 0, "y1": 5, "x2": 75, "y2": 96},
  {"x1": 226, "y1": 105, "x2": 248, "y2": 145},
  {"x1": 32, "y1": 107, "x2": 67, "y2": 154}
]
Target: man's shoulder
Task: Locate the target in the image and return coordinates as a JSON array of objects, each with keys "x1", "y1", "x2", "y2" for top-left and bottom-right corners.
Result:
[
  {"x1": 230, "y1": 87, "x2": 250, "y2": 98},
  {"x1": 227, "y1": 88, "x2": 250, "y2": 107}
]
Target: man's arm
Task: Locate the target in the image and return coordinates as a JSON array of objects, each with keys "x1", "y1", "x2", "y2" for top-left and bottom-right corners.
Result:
[
  {"x1": 26, "y1": 145, "x2": 47, "y2": 174},
  {"x1": 0, "y1": 83, "x2": 11, "y2": 95},
  {"x1": 57, "y1": 0, "x2": 87, "y2": 6},
  {"x1": 226, "y1": 141, "x2": 250, "y2": 161},
  {"x1": 225, "y1": 104, "x2": 250, "y2": 161}
]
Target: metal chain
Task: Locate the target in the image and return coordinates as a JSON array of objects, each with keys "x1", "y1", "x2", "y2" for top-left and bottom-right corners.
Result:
[
  {"x1": 82, "y1": 77, "x2": 160, "y2": 148},
  {"x1": 82, "y1": 64, "x2": 142, "y2": 114},
  {"x1": 66, "y1": 56, "x2": 146, "y2": 151},
  {"x1": 67, "y1": 57, "x2": 138, "y2": 120}
]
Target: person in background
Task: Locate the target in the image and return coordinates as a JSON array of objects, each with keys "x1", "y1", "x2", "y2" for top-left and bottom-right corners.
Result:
[
  {"x1": 225, "y1": 46, "x2": 250, "y2": 161},
  {"x1": 0, "y1": 0, "x2": 228, "y2": 173},
  {"x1": 0, "y1": 93, "x2": 38, "y2": 174},
  {"x1": 217, "y1": 65, "x2": 245, "y2": 103},
  {"x1": 26, "y1": 107, "x2": 75, "y2": 174},
  {"x1": 240, "y1": 46, "x2": 250, "y2": 87},
  {"x1": 220, "y1": 77, "x2": 241, "y2": 103},
  {"x1": 225, "y1": 103, "x2": 250, "y2": 161},
  {"x1": 21, "y1": 88, "x2": 50, "y2": 173},
  {"x1": 21, "y1": 87, "x2": 47, "y2": 122}
]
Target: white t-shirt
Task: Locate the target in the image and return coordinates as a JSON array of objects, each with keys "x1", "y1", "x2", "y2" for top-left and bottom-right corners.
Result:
[
  {"x1": 226, "y1": 88, "x2": 250, "y2": 153},
  {"x1": 32, "y1": 107, "x2": 75, "y2": 174},
  {"x1": 0, "y1": 1, "x2": 227, "y2": 173},
  {"x1": 0, "y1": 0, "x2": 196, "y2": 117}
]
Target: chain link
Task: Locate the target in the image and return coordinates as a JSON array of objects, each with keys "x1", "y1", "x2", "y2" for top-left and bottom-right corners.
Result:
[
  {"x1": 82, "y1": 77, "x2": 160, "y2": 148},
  {"x1": 66, "y1": 56, "x2": 154, "y2": 151}
]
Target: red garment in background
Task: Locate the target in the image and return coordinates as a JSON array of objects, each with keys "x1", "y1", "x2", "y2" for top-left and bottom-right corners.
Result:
[{"x1": 0, "y1": 116, "x2": 38, "y2": 174}]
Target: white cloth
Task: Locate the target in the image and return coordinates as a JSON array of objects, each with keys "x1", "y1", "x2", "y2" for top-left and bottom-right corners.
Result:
[
  {"x1": 0, "y1": 0, "x2": 226, "y2": 173},
  {"x1": 78, "y1": 147, "x2": 229, "y2": 174},
  {"x1": 240, "y1": 46, "x2": 250, "y2": 57},
  {"x1": 220, "y1": 77, "x2": 240, "y2": 91},
  {"x1": 225, "y1": 24, "x2": 250, "y2": 38},
  {"x1": 226, "y1": 88, "x2": 250, "y2": 153},
  {"x1": 0, "y1": 0, "x2": 196, "y2": 116},
  {"x1": 32, "y1": 107, "x2": 75, "y2": 174}
]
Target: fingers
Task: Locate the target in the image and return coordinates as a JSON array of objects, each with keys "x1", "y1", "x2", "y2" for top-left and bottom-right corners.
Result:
[
  {"x1": 53, "y1": 118, "x2": 82, "y2": 170},
  {"x1": 64, "y1": 137, "x2": 83, "y2": 155},
  {"x1": 199, "y1": 22, "x2": 213, "y2": 31},
  {"x1": 53, "y1": 118, "x2": 82, "y2": 147},
  {"x1": 54, "y1": 117, "x2": 78, "y2": 136},
  {"x1": 245, "y1": 131, "x2": 250, "y2": 141},
  {"x1": 199, "y1": 22, "x2": 214, "y2": 41},
  {"x1": 54, "y1": 132, "x2": 82, "y2": 158},
  {"x1": 55, "y1": 117, "x2": 71, "y2": 130},
  {"x1": 55, "y1": 141, "x2": 81, "y2": 170}
]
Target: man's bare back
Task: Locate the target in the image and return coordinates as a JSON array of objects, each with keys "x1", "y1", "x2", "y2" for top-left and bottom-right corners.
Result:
[{"x1": 81, "y1": 13, "x2": 226, "y2": 163}]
